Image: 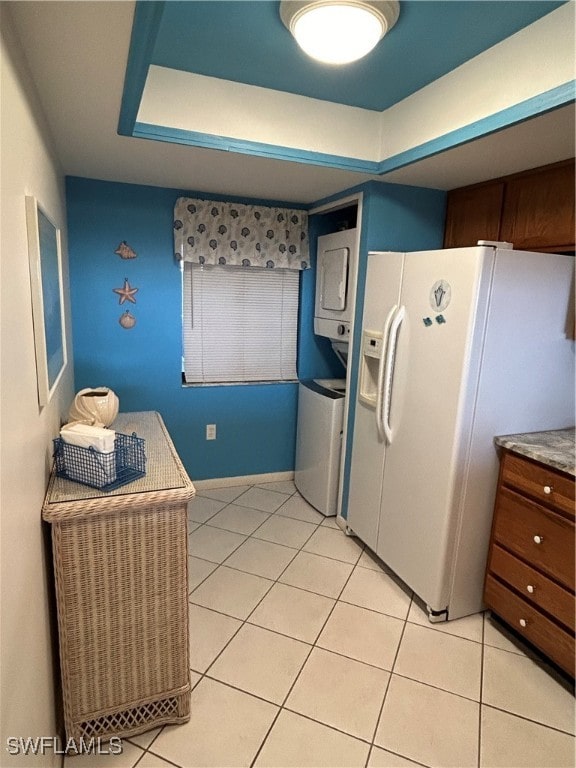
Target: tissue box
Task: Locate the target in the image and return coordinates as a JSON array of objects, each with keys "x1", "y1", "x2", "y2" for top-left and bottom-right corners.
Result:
[
  {"x1": 53, "y1": 432, "x2": 146, "y2": 491},
  {"x1": 60, "y1": 423, "x2": 116, "y2": 453}
]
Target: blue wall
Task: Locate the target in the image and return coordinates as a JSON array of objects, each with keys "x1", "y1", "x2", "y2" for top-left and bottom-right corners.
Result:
[
  {"x1": 65, "y1": 176, "x2": 335, "y2": 481},
  {"x1": 66, "y1": 176, "x2": 444, "y2": 483}
]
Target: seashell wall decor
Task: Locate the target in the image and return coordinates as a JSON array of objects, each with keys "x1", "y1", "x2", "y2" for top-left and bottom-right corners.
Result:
[
  {"x1": 115, "y1": 241, "x2": 137, "y2": 259},
  {"x1": 119, "y1": 310, "x2": 136, "y2": 329}
]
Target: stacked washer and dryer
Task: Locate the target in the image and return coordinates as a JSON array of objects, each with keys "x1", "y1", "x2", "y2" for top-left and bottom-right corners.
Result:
[{"x1": 294, "y1": 228, "x2": 358, "y2": 517}]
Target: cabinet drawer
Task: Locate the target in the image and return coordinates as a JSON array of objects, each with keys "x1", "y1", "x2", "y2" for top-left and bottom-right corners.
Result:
[
  {"x1": 484, "y1": 575, "x2": 575, "y2": 677},
  {"x1": 493, "y1": 488, "x2": 575, "y2": 590},
  {"x1": 488, "y1": 545, "x2": 575, "y2": 632},
  {"x1": 501, "y1": 452, "x2": 575, "y2": 518}
]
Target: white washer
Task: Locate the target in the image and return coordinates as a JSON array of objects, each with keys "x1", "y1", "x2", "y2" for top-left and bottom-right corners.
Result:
[{"x1": 294, "y1": 379, "x2": 346, "y2": 516}]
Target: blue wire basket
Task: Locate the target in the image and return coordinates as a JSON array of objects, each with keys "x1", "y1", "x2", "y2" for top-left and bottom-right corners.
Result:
[{"x1": 53, "y1": 431, "x2": 146, "y2": 491}]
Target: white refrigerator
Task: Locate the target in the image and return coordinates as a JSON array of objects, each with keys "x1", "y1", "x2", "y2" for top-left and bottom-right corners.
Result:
[{"x1": 347, "y1": 245, "x2": 574, "y2": 621}]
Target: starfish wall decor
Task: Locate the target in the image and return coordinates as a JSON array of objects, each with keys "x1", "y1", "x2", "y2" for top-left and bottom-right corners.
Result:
[{"x1": 113, "y1": 278, "x2": 138, "y2": 305}]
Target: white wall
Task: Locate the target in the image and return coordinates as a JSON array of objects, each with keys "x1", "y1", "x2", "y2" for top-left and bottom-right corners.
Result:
[
  {"x1": 138, "y1": 66, "x2": 382, "y2": 161},
  {"x1": 379, "y1": 2, "x2": 575, "y2": 160},
  {"x1": 0, "y1": 6, "x2": 74, "y2": 765}
]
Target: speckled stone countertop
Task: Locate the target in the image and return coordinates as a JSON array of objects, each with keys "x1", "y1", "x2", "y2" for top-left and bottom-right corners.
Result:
[{"x1": 495, "y1": 427, "x2": 575, "y2": 477}]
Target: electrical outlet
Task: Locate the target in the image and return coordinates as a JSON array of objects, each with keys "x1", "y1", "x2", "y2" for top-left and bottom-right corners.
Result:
[{"x1": 206, "y1": 424, "x2": 216, "y2": 440}]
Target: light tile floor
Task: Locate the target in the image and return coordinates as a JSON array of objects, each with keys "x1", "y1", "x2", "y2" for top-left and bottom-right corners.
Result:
[{"x1": 66, "y1": 480, "x2": 575, "y2": 768}]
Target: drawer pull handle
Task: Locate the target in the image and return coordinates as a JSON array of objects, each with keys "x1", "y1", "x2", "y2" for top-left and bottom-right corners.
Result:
[
  {"x1": 543, "y1": 485, "x2": 553, "y2": 495},
  {"x1": 533, "y1": 535, "x2": 543, "y2": 545},
  {"x1": 526, "y1": 585, "x2": 535, "y2": 594},
  {"x1": 519, "y1": 619, "x2": 527, "y2": 628}
]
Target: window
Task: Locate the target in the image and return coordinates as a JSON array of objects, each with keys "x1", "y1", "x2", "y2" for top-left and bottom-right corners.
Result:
[
  {"x1": 174, "y1": 197, "x2": 308, "y2": 385},
  {"x1": 182, "y1": 262, "x2": 299, "y2": 384}
]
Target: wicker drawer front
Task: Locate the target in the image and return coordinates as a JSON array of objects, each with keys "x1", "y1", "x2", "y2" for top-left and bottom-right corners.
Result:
[
  {"x1": 53, "y1": 505, "x2": 190, "y2": 728},
  {"x1": 493, "y1": 488, "x2": 575, "y2": 590},
  {"x1": 485, "y1": 575, "x2": 575, "y2": 677},
  {"x1": 502, "y1": 452, "x2": 575, "y2": 518},
  {"x1": 488, "y1": 545, "x2": 575, "y2": 632},
  {"x1": 43, "y1": 412, "x2": 196, "y2": 743}
]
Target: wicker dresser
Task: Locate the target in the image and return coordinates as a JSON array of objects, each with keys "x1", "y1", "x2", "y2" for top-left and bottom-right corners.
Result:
[
  {"x1": 42, "y1": 411, "x2": 196, "y2": 743},
  {"x1": 484, "y1": 430, "x2": 575, "y2": 677}
]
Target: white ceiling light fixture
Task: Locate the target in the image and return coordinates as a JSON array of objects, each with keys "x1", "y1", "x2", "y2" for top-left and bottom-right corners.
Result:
[{"x1": 280, "y1": 0, "x2": 400, "y2": 65}]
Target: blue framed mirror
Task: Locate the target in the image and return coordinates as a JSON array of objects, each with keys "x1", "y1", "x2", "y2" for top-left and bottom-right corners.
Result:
[{"x1": 25, "y1": 196, "x2": 67, "y2": 407}]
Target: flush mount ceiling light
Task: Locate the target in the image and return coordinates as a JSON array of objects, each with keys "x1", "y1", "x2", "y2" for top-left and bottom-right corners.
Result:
[{"x1": 280, "y1": 0, "x2": 400, "y2": 65}]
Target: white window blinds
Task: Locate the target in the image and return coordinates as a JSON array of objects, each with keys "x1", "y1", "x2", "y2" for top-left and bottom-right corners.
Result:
[{"x1": 183, "y1": 263, "x2": 299, "y2": 384}]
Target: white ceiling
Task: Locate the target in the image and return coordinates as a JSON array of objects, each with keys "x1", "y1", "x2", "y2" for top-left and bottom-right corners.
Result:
[{"x1": 7, "y1": 1, "x2": 575, "y2": 204}]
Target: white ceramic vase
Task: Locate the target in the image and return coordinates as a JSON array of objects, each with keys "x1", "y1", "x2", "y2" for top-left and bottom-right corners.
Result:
[{"x1": 68, "y1": 387, "x2": 120, "y2": 427}]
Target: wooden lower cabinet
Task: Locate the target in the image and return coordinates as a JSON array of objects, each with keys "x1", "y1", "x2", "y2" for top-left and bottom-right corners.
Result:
[
  {"x1": 485, "y1": 575, "x2": 574, "y2": 675},
  {"x1": 488, "y1": 545, "x2": 574, "y2": 631},
  {"x1": 484, "y1": 450, "x2": 575, "y2": 677}
]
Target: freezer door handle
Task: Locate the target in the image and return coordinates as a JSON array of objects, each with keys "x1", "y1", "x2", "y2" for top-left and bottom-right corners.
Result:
[
  {"x1": 376, "y1": 305, "x2": 397, "y2": 441},
  {"x1": 382, "y1": 305, "x2": 405, "y2": 444}
]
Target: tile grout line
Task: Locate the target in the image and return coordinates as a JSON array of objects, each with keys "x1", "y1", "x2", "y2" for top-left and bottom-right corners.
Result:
[
  {"x1": 190, "y1": 503, "x2": 491, "y2": 760},
  {"x1": 195, "y1": 483, "x2": 298, "y2": 504},
  {"x1": 176, "y1": 486, "x2": 303, "y2": 767},
  {"x1": 247, "y1": 528, "x2": 341, "y2": 766},
  {"x1": 477, "y1": 612, "x2": 486, "y2": 768},
  {"x1": 206, "y1": 484, "x2": 300, "y2": 515},
  {"x1": 190, "y1": 553, "x2": 418, "y2": 625},
  {"x1": 188, "y1": 612, "x2": 436, "y2": 683},
  {"x1": 189, "y1": 496, "x2": 323, "y2": 561},
  {"x1": 190, "y1": 484, "x2": 294, "y2": 529},
  {"x1": 389, "y1": 670, "x2": 485, "y2": 706},
  {"x1": 147, "y1": 496, "x2": 301, "y2": 768},
  {"x1": 186, "y1": 500, "x2": 333, "y2": 736},
  {"x1": 191, "y1": 488, "x2": 352, "y2": 556},
  {"x1": 365, "y1": 591, "x2": 421, "y2": 768},
  {"x1": 248, "y1": 534, "x2": 366, "y2": 767},
  {"x1": 480, "y1": 703, "x2": 576, "y2": 738},
  {"x1": 137, "y1": 744, "x2": 183, "y2": 768},
  {"x1": 180, "y1": 488, "x2": 575, "y2": 767},
  {"x1": 194, "y1": 483, "x2": 332, "y2": 524}
]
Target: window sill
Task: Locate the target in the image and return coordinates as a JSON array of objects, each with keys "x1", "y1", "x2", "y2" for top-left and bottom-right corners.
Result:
[{"x1": 181, "y1": 378, "x2": 299, "y2": 388}]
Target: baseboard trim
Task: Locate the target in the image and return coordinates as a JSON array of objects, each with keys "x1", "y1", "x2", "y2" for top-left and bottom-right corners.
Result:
[{"x1": 193, "y1": 471, "x2": 295, "y2": 490}]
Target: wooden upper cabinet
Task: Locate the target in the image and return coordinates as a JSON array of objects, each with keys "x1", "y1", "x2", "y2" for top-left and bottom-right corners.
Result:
[
  {"x1": 443, "y1": 183, "x2": 504, "y2": 248},
  {"x1": 444, "y1": 160, "x2": 576, "y2": 253},
  {"x1": 500, "y1": 161, "x2": 575, "y2": 251}
]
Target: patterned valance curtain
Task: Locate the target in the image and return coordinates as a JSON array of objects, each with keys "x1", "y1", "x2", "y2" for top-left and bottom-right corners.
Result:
[{"x1": 173, "y1": 197, "x2": 309, "y2": 270}]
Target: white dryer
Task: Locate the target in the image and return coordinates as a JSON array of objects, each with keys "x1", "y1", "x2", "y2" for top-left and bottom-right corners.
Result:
[
  {"x1": 294, "y1": 379, "x2": 346, "y2": 516},
  {"x1": 314, "y1": 229, "x2": 358, "y2": 343}
]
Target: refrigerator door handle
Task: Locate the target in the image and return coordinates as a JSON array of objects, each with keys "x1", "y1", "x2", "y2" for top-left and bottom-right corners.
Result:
[
  {"x1": 376, "y1": 305, "x2": 397, "y2": 441},
  {"x1": 382, "y1": 305, "x2": 405, "y2": 444}
]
